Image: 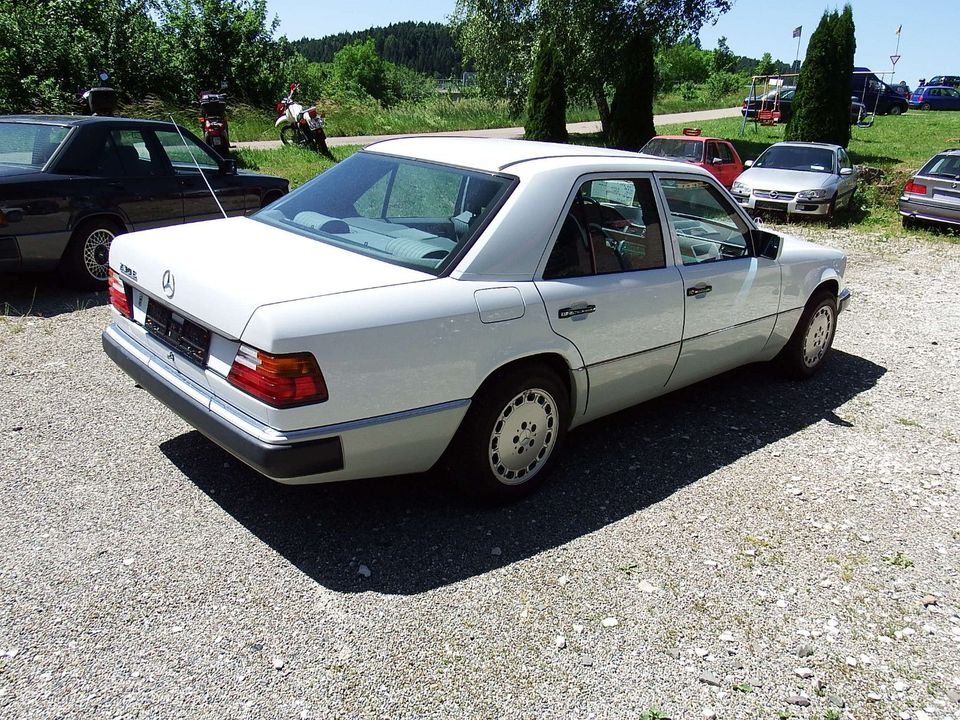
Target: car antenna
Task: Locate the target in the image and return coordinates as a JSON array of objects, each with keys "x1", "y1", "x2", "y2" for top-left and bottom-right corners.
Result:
[{"x1": 168, "y1": 115, "x2": 228, "y2": 219}]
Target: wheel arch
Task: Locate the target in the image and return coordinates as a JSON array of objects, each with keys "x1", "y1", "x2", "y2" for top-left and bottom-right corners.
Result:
[
  {"x1": 69, "y1": 210, "x2": 131, "y2": 235},
  {"x1": 473, "y1": 352, "x2": 581, "y2": 426}
]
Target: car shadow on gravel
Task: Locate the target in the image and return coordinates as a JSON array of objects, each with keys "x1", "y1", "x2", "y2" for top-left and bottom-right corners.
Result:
[
  {"x1": 1, "y1": 272, "x2": 107, "y2": 318},
  {"x1": 160, "y1": 349, "x2": 885, "y2": 595}
]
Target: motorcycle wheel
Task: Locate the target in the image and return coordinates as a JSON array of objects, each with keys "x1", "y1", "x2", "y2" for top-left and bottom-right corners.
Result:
[
  {"x1": 279, "y1": 125, "x2": 297, "y2": 146},
  {"x1": 313, "y1": 129, "x2": 336, "y2": 161}
]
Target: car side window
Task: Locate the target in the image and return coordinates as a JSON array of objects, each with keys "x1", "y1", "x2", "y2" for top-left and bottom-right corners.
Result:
[
  {"x1": 108, "y1": 130, "x2": 160, "y2": 177},
  {"x1": 718, "y1": 143, "x2": 735, "y2": 164},
  {"x1": 155, "y1": 129, "x2": 220, "y2": 172},
  {"x1": 543, "y1": 177, "x2": 666, "y2": 279},
  {"x1": 838, "y1": 148, "x2": 852, "y2": 170},
  {"x1": 658, "y1": 177, "x2": 752, "y2": 265}
]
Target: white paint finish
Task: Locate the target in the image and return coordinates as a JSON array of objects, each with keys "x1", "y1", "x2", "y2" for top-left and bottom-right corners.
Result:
[
  {"x1": 474, "y1": 287, "x2": 525, "y2": 323},
  {"x1": 108, "y1": 216, "x2": 431, "y2": 338}
]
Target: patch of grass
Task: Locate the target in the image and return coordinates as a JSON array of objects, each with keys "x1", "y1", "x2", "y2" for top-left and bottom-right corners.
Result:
[
  {"x1": 733, "y1": 682, "x2": 754, "y2": 693},
  {"x1": 883, "y1": 551, "x2": 914, "y2": 569},
  {"x1": 823, "y1": 709, "x2": 842, "y2": 720},
  {"x1": 639, "y1": 708, "x2": 666, "y2": 720},
  {"x1": 233, "y1": 145, "x2": 361, "y2": 188}
]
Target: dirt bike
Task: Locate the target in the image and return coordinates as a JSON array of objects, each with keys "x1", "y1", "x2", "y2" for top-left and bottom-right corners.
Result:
[
  {"x1": 275, "y1": 83, "x2": 334, "y2": 160},
  {"x1": 198, "y1": 83, "x2": 230, "y2": 158}
]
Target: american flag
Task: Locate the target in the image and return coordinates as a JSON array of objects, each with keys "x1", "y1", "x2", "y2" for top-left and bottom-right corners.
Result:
[{"x1": 792, "y1": 26, "x2": 802, "y2": 38}]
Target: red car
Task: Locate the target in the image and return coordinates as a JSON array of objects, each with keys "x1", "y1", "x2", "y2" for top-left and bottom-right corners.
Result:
[{"x1": 639, "y1": 132, "x2": 744, "y2": 188}]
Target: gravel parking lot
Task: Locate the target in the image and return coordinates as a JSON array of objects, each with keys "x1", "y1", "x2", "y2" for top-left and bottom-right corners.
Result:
[{"x1": 1, "y1": 226, "x2": 958, "y2": 720}]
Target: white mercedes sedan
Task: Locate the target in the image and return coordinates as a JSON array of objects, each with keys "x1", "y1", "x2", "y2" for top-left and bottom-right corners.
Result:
[{"x1": 102, "y1": 137, "x2": 851, "y2": 501}]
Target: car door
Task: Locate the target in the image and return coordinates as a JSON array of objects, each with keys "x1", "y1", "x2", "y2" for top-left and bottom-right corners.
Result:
[
  {"x1": 655, "y1": 174, "x2": 781, "y2": 389},
  {"x1": 535, "y1": 175, "x2": 685, "y2": 421},
  {"x1": 945, "y1": 88, "x2": 960, "y2": 110},
  {"x1": 715, "y1": 142, "x2": 739, "y2": 188},
  {"x1": 96, "y1": 128, "x2": 183, "y2": 230},
  {"x1": 152, "y1": 128, "x2": 246, "y2": 223},
  {"x1": 837, "y1": 148, "x2": 857, "y2": 203}
]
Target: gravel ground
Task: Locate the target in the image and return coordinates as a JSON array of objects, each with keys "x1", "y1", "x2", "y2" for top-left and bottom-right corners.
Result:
[{"x1": 1, "y1": 226, "x2": 958, "y2": 720}]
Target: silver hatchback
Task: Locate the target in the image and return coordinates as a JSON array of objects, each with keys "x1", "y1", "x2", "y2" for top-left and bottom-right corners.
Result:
[{"x1": 899, "y1": 149, "x2": 960, "y2": 229}]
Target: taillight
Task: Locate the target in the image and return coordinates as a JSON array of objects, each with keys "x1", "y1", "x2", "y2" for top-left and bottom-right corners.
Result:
[
  {"x1": 227, "y1": 344, "x2": 328, "y2": 407},
  {"x1": 904, "y1": 179, "x2": 927, "y2": 195},
  {"x1": 108, "y1": 268, "x2": 132, "y2": 319}
]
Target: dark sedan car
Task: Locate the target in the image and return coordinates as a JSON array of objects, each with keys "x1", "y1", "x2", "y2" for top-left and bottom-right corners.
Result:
[
  {"x1": 899, "y1": 148, "x2": 960, "y2": 230},
  {"x1": 0, "y1": 115, "x2": 289, "y2": 289}
]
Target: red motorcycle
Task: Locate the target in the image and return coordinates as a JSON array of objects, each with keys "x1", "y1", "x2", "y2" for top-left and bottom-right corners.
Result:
[
  {"x1": 275, "y1": 83, "x2": 334, "y2": 160},
  {"x1": 198, "y1": 85, "x2": 230, "y2": 158}
]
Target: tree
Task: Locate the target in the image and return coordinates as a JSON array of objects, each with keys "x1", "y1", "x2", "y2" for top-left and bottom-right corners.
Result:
[
  {"x1": 755, "y1": 52, "x2": 775, "y2": 78},
  {"x1": 452, "y1": 0, "x2": 733, "y2": 139},
  {"x1": 330, "y1": 38, "x2": 388, "y2": 101},
  {"x1": 525, "y1": 35, "x2": 568, "y2": 142},
  {"x1": 607, "y1": 30, "x2": 656, "y2": 149},
  {"x1": 785, "y1": 5, "x2": 855, "y2": 148},
  {"x1": 658, "y1": 37, "x2": 712, "y2": 88},
  {"x1": 712, "y1": 36, "x2": 737, "y2": 74}
]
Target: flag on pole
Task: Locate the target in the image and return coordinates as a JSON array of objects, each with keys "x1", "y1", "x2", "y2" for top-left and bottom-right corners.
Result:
[
  {"x1": 792, "y1": 26, "x2": 802, "y2": 38},
  {"x1": 895, "y1": 25, "x2": 902, "y2": 35}
]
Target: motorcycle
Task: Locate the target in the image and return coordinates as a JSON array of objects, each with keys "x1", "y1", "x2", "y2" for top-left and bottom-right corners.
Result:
[
  {"x1": 80, "y1": 72, "x2": 117, "y2": 116},
  {"x1": 275, "y1": 82, "x2": 334, "y2": 160},
  {"x1": 198, "y1": 83, "x2": 230, "y2": 158}
]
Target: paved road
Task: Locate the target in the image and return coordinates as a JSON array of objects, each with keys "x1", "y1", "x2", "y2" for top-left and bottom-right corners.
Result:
[{"x1": 238, "y1": 106, "x2": 742, "y2": 150}]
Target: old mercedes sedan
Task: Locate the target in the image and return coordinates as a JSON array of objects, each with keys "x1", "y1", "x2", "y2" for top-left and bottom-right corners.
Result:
[
  {"x1": 0, "y1": 115, "x2": 288, "y2": 289},
  {"x1": 102, "y1": 137, "x2": 851, "y2": 501}
]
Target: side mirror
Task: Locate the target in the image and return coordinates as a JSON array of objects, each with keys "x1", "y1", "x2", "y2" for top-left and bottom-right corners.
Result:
[
  {"x1": 839, "y1": 167, "x2": 854, "y2": 176},
  {"x1": 744, "y1": 159, "x2": 754, "y2": 168},
  {"x1": 220, "y1": 158, "x2": 237, "y2": 175},
  {"x1": 752, "y1": 228, "x2": 781, "y2": 260}
]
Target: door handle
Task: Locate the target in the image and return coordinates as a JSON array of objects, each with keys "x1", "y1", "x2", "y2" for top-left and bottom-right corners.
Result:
[
  {"x1": 558, "y1": 304, "x2": 596, "y2": 319},
  {"x1": 686, "y1": 284, "x2": 713, "y2": 297}
]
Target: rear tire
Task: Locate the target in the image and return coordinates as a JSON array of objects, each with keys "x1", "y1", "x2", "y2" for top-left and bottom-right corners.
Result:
[
  {"x1": 889, "y1": 104, "x2": 903, "y2": 116},
  {"x1": 776, "y1": 291, "x2": 838, "y2": 379},
  {"x1": 58, "y1": 218, "x2": 123, "y2": 290},
  {"x1": 445, "y1": 366, "x2": 568, "y2": 502},
  {"x1": 921, "y1": 102, "x2": 931, "y2": 111}
]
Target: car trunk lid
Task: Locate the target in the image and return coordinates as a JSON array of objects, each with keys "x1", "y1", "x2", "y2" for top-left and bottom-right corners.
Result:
[{"x1": 110, "y1": 216, "x2": 432, "y2": 339}]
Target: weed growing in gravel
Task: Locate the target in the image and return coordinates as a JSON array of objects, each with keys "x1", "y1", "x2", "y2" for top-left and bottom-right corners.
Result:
[
  {"x1": 896, "y1": 417, "x2": 922, "y2": 428},
  {"x1": 823, "y1": 710, "x2": 842, "y2": 720},
  {"x1": 733, "y1": 682, "x2": 754, "y2": 693},
  {"x1": 883, "y1": 551, "x2": 914, "y2": 569}
]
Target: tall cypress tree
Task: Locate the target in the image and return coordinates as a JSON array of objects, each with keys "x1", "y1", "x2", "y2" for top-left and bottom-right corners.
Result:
[
  {"x1": 833, "y1": 5, "x2": 856, "y2": 147},
  {"x1": 524, "y1": 35, "x2": 568, "y2": 143},
  {"x1": 786, "y1": 10, "x2": 841, "y2": 145}
]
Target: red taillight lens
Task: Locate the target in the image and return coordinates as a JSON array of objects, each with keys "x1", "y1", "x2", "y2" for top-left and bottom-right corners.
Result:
[
  {"x1": 108, "y1": 268, "x2": 132, "y2": 319},
  {"x1": 307, "y1": 108, "x2": 318, "y2": 119},
  {"x1": 227, "y1": 345, "x2": 328, "y2": 407},
  {"x1": 904, "y1": 179, "x2": 927, "y2": 195}
]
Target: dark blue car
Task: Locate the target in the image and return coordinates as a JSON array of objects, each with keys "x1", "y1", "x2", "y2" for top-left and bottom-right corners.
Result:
[{"x1": 909, "y1": 86, "x2": 960, "y2": 111}]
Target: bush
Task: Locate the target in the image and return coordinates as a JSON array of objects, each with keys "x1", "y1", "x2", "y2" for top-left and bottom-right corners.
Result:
[
  {"x1": 704, "y1": 71, "x2": 743, "y2": 101},
  {"x1": 524, "y1": 35, "x2": 568, "y2": 142}
]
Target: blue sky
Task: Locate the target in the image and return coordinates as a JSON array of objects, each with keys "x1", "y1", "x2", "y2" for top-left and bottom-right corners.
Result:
[{"x1": 267, "y1": 0, "x2": 956, "y2": 89}]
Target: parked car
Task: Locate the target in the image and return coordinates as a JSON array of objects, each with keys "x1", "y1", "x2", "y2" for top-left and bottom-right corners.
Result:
[
  {"x1": 742, "y1": 87, "x2": 869, "y2": 125},
  {"x1": 925, "y1": 75, "x2": 960, "y2": 89},
  {"x1": 639, "y1": 133, "x2": 744, "y2": 187},
  {"x1": 0, "y1": 115, "x2": 289, "y2": 289},
  {"x1": 908, "y1": 86, "x2": 960, "y2": 111},
  {"x1": 852, "y1": 68, "x2": 909, "y2": 115},
  {"x1": 102, "y1": 137, "x2": 850, "y2": 501},
  {"x1": 731, "y1": 141, "x2": 858, "y2": 219},
  {"x1": 899, "y1": 148, "x2": 960, "y2": 229}
]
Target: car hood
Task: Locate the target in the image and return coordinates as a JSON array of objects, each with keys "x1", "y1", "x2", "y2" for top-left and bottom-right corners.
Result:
[
  {"x1": 110, "y1": 216, "x2": 432, "y2": 338},
  {"x1": 738, "y1": 167, "x2": 836, "y2": 191}
]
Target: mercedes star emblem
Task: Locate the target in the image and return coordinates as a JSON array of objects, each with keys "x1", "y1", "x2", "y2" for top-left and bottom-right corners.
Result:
[{"x1": 161, "y1": 270, "x2": 175, "y2": 299}]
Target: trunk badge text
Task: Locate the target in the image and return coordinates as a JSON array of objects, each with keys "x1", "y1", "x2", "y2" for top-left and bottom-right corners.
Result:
[{"x1": 162, "y1": 270, "x2": 176, "y2": 299}]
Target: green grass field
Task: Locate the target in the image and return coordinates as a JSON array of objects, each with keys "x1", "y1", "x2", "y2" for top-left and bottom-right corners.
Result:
[{"x1": 233, "y1": 108, "x2": 960, "y2": 240}]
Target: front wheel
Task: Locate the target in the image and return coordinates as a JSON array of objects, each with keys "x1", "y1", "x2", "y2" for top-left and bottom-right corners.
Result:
[
  {"x1": 889, "y1": 104, "x2": 903, "y2": 116},
  {"x1": 58, "y1": 218, "x2": 123, "y2": 290},
  {"x1": 446, "y1": 366, "x2": 568, "y2": 502},
  {"x1": 776, "y1": 291, "x2": 838, "y2": 378},
  {"x1": 279, "y1": 124, "x2": 299, "y2": 146}
]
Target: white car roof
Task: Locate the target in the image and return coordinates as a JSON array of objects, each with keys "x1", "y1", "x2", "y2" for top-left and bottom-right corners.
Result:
[{"x1": 363, "y1": 136, "x2": 695, "y2": 175}]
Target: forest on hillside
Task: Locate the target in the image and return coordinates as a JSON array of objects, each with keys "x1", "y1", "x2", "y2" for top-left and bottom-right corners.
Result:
[{"x1": 292, "y1": 22, "x2": 464, "y2": 78}]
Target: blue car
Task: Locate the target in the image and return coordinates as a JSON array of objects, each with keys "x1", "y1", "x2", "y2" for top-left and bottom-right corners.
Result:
[{"x1": 909, "y1": 85, "x2": 960, "y2": 111}]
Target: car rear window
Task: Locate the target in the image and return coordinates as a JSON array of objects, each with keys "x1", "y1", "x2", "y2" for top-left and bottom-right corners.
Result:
[
  {"x1": 919, "y1": 154, "x2": 960, "y2": 179},
  {"x1": 0, "y1": 122, "x2": 70, "y2": 168},
  {"x1": 253, "y1": 152, "x2": 515, "y2": 275}
]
